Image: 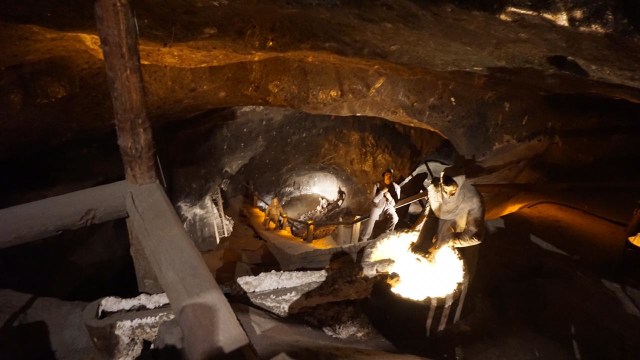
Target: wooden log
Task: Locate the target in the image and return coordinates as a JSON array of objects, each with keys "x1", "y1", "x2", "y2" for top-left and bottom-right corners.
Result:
[
  {"x1": 95, "y1": 0, "x2": 160, "y2": 293},
  {"x1": 126, "y1": 182, "x2": 248, "y2": 358},
  {"x1": 0, "y1": 181, "x2": 128, "y2": 249},
  {"x1": 95, "y1": 0, "x2": 156, "y2": 184}
]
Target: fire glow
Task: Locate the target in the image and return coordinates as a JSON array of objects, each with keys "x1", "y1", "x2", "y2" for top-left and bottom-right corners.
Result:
[{"x1": 369, "y1": 231, "x2": 465, "y2": 301}]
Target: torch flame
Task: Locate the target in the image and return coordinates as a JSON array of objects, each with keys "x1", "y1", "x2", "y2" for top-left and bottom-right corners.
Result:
[{"x1": 369, "y1": 231, "x2": 465, "y2": 301}]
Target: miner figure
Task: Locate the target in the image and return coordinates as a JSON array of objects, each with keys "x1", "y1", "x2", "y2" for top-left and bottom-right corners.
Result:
[
  {"x1": 412, "y1": 164, "x2": 484, "y2": 256},
  {"x1": 263, "y1": 197, "x2": 286, "y2": 230},
  {"x1": 361, "y1": 169, "x2": 401, "y2": 241}
]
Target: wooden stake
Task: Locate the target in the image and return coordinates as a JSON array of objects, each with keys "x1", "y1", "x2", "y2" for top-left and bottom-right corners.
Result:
[
  {"x1": 95, "y1": 0, "x2": 156, "y2": 185},
  {"x1": 95, "y1": 0, "x2": 159, "y2": 292}
]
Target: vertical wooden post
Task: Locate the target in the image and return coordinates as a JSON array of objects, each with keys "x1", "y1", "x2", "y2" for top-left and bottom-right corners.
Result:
[
  {"x1": 95, "y1": 0, "x2": 157, "y2": 184},
  {"x1": 95, "y1": 0, "x2": 160, "y2": 293},
  {"x1": 93, "y1": 2, "x2": 250, "y2": 357}
]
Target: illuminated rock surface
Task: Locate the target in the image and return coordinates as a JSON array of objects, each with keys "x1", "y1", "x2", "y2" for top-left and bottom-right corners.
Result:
[{"x1": 1, "y1": 0, "x2": 640, "y2": 359}]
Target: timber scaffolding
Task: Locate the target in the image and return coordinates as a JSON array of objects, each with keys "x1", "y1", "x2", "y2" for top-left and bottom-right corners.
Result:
[{"x1": 0, "y1": 0, "x2": 249, "y2": 359}]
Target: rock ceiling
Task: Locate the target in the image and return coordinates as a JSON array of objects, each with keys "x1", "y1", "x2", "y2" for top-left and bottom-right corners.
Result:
[{"x1": 1, "y1": 0, "x2": 639, "y2": 173}]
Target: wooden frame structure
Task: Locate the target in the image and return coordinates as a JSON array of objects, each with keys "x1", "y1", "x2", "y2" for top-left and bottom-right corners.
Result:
[{"x1": 1, "y1": 1, "x2": 250, "y2": 358}]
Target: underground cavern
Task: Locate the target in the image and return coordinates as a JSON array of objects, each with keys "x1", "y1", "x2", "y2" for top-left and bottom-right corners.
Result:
[{"x1": 1, "y1": 0, "x2": 640, "y2": 359}]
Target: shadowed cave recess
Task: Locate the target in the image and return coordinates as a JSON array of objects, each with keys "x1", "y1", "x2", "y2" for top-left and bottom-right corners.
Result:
[{"x1": 1, "y1": 0, "x2": 640, "y2": 359}]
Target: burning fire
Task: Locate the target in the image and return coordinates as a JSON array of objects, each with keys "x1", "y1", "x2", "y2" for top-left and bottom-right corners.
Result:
[{"x1": 369, "y1": 231, "x2": 465, "y2": 301}]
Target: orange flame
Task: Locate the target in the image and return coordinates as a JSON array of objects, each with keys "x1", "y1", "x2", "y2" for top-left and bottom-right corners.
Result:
[{"x1": 369, "y1": 231, "x2": 465, "y2": 301}]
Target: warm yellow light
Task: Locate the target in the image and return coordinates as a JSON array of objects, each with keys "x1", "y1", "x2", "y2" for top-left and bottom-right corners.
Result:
[
  {"x1": 310, "y1": 237, "x2": 337, "y2": 249},
  {"x1": 369, "y1": 231, "x2": 465, "y2": 301}
]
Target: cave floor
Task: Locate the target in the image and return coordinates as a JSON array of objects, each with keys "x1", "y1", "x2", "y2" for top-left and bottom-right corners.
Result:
[{"x1": 207, "y1": 198, "x2": 640, "y2": 359}]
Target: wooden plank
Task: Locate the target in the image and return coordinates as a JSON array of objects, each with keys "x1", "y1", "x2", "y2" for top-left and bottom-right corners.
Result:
[
  {"x1": 95, "y1": 0, "x2": 156, "y2": 184},
  {"x1": 425, "y1": 298, "x2": 437, "y2": 337},
  {"x1": 454, "y1": 273, "x2": 469, "y2": 323},
  {"x1": 0, "y1": 181, "x2": 128, "y2": 249},
  {"x1": 394, "y1": 190, "x2": 428, "y2": 209},
  {"x1": 438, "y1": 293, "x2": 454, "y2": 332},
  {"x1": 126, "y1": 182, "x2": 248, "y2": 358}
]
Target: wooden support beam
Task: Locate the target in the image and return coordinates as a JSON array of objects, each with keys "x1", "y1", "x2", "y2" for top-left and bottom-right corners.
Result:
[
  {"x1": 126, "y1": 182, "x2": 249, "y2": 358},
  {"x1": 95, "y1": 0, "x2": 156, "y2": 185},
  {"x1": 95, "y1": 0, "x2": 160, "y2": 292},
  {"x1": 0, "y1": 181, "x2": 128, "y2": 249}
]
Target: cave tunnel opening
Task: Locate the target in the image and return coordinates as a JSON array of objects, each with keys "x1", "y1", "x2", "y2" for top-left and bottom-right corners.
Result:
[{"x1": 159, "y1": 106, "x2": 453, "y2": 249}]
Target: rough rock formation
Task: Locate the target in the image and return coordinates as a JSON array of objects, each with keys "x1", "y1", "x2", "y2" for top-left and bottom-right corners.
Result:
[
  {"x1": 2, "y1": 0, "x2": 639, "y2": 166},
  {"x1": 1, "y1": 1, "x2": 640, "y2": 358}
]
